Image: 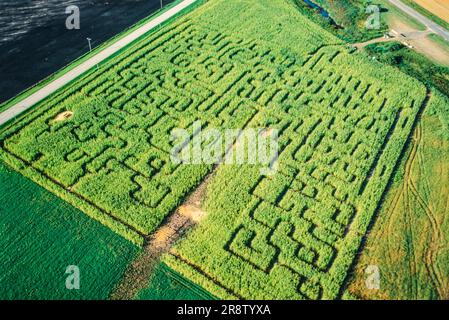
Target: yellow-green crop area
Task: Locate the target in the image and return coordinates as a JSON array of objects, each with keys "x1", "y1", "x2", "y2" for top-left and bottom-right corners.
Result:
[{"x1": 0, "y1": 0, "x2": 435, "y2": 299}]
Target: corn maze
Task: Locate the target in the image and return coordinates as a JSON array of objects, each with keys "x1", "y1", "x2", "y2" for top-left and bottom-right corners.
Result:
[
  {"x1": 163, "y1": 39, "x2": 428, "y2": 298},
  {"x1": 0, "y1": 0, "x2": 428, "y2": 298}
]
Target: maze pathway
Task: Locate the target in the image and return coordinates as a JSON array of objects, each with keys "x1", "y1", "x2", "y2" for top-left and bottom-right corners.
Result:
[{"x1": 0, "y1": 0, "x2": 428, "y2": 297}]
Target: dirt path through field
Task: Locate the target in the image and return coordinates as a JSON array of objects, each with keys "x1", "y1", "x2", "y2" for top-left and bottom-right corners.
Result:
[
  {"x1": 109, "y1": 173, "x2": 212, "y2": 300},
  {"x1": 110, "y1": 98, "x2": 263, "y2": 300},
  {"x1": 395, "y1": 120, "x2": 421, "y2": 297},
  {"x1": 352, "y1": 25, "x2": 430, "y2": 49},
  {"x1": 395, "y1": 94, "x2": 446, "y2": 298},
  {"x1": 342, "y1": 89, "x2": 432, "y2": 299},
  {"x1": 413, "y1": 0, "x2": 449, "y2": 24}
]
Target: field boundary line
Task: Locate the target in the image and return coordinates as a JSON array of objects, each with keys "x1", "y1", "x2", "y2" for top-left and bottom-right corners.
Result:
[
  {"x1": 0, "y1": 146, "x2": 146, "y2": 245},
  {"x1": 110, "y1": 94, "x2": 262, "y2": 299},
  {"x1": 0, "y1": 0, "x2": 199, "y2": 127},
  {"x1": 109, "y1": 171, "x2": 214, "y2": 300}
]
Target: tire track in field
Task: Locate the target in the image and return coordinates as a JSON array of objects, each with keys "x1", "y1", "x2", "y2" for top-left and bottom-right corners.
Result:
[
  {"x1": 410, "y1": 182, "x2": 446, "y2": 298},
  {"x1": 384, "y1": 157, "x2": 407, "y2": 261},
  {"x1": 382, "y1": 107, "x2": 446, "y2": 299},
  {"x1": 416, "y1": 124, "x2": 432, "y2": 201},
  {"x1": 384, "y1": 173, "x2": 415, "y2": 297},
  {"x1": 382, "y1": 160, "x2": 416, "y2": 297},
  {"x1": 341, "y1": 89, "x2": 432, "y2": 299},
  {"x1": 389, "y1": 120, "x2": 421, "y2": 298},
  {"x1": 383, "y1": 117, "x2": 421, "y2": 298},
  {"x1": 405, "y1": 121, "x2": 425, "y2": 298},
  {"x1": 407, "y1": 123, "x2": 446, "y2": 299}
]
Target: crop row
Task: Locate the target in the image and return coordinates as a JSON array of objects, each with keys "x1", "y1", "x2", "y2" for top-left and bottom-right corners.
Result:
[
  {"x1": 0, "y1": 0, "x2": 351, "y2": 245},
  {"x1": 0, "y1": 0, "x2": 427, "y2": 299}
]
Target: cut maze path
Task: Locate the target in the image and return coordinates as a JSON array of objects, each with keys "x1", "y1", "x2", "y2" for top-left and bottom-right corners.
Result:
[
  {"x1": 0, "y1": 0, "x2": 434, "y2": 300},
  {"x1": 347, "y1": 90, "x2": 449, "y2": 300}
]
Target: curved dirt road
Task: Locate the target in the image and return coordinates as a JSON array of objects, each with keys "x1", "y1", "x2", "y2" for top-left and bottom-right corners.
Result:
[{"x1": 0, "y1": 0, "x2": 197, "y2": 127}]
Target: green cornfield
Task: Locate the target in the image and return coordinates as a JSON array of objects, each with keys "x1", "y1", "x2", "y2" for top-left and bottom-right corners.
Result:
[{"x1": 0, "y1": 0, "x2": 431, "y2": 299}]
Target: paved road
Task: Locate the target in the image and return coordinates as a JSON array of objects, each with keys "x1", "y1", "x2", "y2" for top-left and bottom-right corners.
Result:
[
  {"x1": 389, "y1": 0, "x2": 449, "y2": 41},
  {"x1": 0, "y1": 0, "x2": 197, "y2": 127}
]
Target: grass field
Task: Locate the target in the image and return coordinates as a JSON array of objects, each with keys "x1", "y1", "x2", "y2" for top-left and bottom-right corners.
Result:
[
  {"x1": 364, "y1": 42, "x2": 449, "y2": 94},
  {"x1": 0, "y1": 0, "x2": 439, "y2": 300},
  {"x1": 137, "y1": 263, "x2": 215, "y2": 300},
  {"x1": 0, "y1": 162, "x2": 138, "y2": 299},
  {"x1": 348, "y1": 90, "x2": 449, "y2": 299}
]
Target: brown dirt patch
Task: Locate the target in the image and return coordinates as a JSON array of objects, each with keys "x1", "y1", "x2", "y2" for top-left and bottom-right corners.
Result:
[
  {"x1": 371, "y1": 17, "x2": 449, "y2": 66},
  {"x1": 260, "y1": 128, "x2": 274, "y2": 138},
  {"x1": 409, "y1": 35, "x2": 449, "y2": 65},
  {"x1": 390, "y1": 18, "x2": 421, "y2": 34},
  {"x1": 110, "y1": 211, "x2": 193, "y2": 300},
  {"x1": 110, "y1": 172, "x2": 213, "y2": 300},
  {"x1": 54, "y1": 111, "x2": 73, "y2": 121},
  {"x1": 179, "y1": 205, "x2": 206, "y2": 223}
]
